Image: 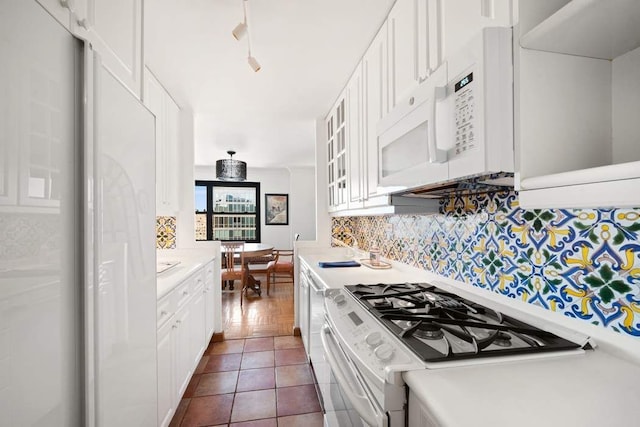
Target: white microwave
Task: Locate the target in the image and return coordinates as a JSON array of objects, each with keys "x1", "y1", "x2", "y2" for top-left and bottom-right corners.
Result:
[{"x1": 377, "y1": 27, "x2": 514, "y2": 192}]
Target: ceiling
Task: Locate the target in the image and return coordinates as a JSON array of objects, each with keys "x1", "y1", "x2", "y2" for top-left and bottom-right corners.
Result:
[{"x1": 144, "y1": 0, "x2": 395, "y2": 169}]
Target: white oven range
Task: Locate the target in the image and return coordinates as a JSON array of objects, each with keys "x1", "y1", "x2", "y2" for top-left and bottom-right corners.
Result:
[{"x1": 318, "y1": 282, "x2": 590, "y2": 427}]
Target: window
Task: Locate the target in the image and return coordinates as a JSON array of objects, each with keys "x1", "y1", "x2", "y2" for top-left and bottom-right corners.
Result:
[{"x1": 195, "y1": 180, "x2": 261, "y2": 242}]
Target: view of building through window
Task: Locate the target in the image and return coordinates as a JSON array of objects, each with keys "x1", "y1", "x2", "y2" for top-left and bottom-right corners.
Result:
[{"x1": 195, "y1": 181, "x2": 260, "y2": 242}]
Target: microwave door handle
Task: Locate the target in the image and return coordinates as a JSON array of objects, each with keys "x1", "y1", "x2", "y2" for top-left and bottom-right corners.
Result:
[
  {"x1": 320, "y1": 324, "x2": 386, "y2": 427},
  {"x1": 429, "y1": 85, "x2": 448, "y2": 163}
]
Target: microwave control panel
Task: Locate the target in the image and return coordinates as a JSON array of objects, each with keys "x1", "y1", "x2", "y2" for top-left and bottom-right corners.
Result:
[{"x1": 453, "y1": 71, "x2": 475, "y2": 156}]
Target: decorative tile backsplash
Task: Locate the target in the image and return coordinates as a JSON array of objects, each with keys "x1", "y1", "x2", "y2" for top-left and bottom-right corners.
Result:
[
  {"x1": 156, "y1": 216, "x2": 177, "y2": 249},
  {"x1": 332, "y1": 191, "x2": 640, "y2": 338}
]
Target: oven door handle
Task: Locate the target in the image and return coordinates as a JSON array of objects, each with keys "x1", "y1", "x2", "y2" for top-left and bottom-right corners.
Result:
[{"x1": 321, "y1": 324, "x2": 386, "y2": 427}]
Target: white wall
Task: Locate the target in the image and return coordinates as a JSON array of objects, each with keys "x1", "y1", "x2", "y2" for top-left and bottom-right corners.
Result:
[{"x1": 288, "y1": 166, "x2": 316, "y2": 242}]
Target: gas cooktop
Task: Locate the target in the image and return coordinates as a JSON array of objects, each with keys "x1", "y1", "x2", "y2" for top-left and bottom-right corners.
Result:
[{"x1": 345, "y1": 283, "x2": 585, "y2": 363}]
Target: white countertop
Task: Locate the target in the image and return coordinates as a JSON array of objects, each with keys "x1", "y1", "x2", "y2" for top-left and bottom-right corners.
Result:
[
  {"x1": 298, "y1": 245, "x2": 640, "y2": 426},
  {"x1": 156, "y1": 249, "x2": 215, "y2": 299},
  {"x1": 298, "y1": 247, "x2": 433, "y2": 288},
  {"x1": 403, "y1": 349, "x2": 640, "y2": 426}
]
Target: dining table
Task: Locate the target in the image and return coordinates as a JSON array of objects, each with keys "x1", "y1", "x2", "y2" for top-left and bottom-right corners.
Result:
[{"x1": 221, "y1": 242, "x2": 274, "y2": 295}]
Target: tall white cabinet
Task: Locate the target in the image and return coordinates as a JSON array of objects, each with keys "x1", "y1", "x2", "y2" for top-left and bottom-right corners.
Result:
[{"x1": 143, "y1": 68, "x2": 180, "y2": 215}]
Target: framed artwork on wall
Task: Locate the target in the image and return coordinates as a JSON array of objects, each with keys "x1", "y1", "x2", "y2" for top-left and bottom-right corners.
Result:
[{"x1": 265, "y1": 193, "x2": 289, "y2": 225}]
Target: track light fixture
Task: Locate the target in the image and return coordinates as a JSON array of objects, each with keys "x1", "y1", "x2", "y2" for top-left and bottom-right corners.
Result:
[{"x1": 231, "y1": 0, "x2": 261, "y2": 72}]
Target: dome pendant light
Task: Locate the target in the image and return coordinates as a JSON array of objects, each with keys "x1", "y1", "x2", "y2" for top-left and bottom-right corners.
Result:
[{"x1": 216, "y1": 150, "x2": 247, "y2": 181}]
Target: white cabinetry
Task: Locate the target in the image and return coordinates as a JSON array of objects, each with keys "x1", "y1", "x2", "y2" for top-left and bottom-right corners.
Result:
[
  {"x1": 298, "y1": 261, "x2": 311, "y2": 355},
  {"x1": 326, "y1": 94, "x2": 348, "y2": 212},
  {"x1": 362, "y1": 23, "x2": 389, "y2": 205},
  {"x1": 156, "y1": 261, "x2": 213, "y2": 427},
  {"x1": 38, "y1": 0, "x2": 143, "y2": 97},
  {"x1": 203, "y1": 261, "x2": 215, "y2": 342},
  {"x1": 347, "y1": 65, "x2": 364, "y2": 209},
  {"x1": 388, "y1": 0, "x2": 420, "y2": 109},
  {"x1": 144, "y1": 68, "x2": 180, "y2": 215},
  {"x1": 442, "y1": 0, "x2": 512, "y2": 60},
  {"x1": 516, "y1": 0, "x2": 640, "y2": 208}
]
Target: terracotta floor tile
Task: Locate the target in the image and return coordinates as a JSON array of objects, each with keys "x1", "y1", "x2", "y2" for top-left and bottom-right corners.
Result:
[
  {"x1": 236, "y1": 367, "x2": 276, "y2": 392},
  {"x1": 274, "y1": 336, "x2": 303, "y2": 350},
  {"x1": 244, "y1": 337, "x2": 275, "y2": 352},
  {"x1": 168, "y1": 398, "x2": 190, "y2": 427},
  {"x1": 180, "y1": 394, "x2": 234, "y2": 427},
  {"x1": 275, "y1": 364, "x2": 314, "y2": 388},
  {"x1": 230, "y1": 389, "x2": 277, "y2": 423},
  {"x1": 184, "y1": 374, "x2": 202, "y2": 398},
  {"x1": 241, "y1": 350, "x2": 275, "y2": 369},
  {"x1": 276, "y1": 385, "x2": 321, "y2": 417},
  {"x1": 277, "y1": 412, "x2": 324, "y2": 427},
  {"x1": 229, "y1": 418, "x2": 278, "y2": 427},
  {"x1": 194, "y1": 371, "x2": 238, "y2": 396},
  {"x1": 204, "y1": 353, "x2": 243, "y2": 373},
  {"x1": 208, "y1": 339, "x2": 246, "y2": 355},
  {"x1": 194, "y1": 355, "x2": 209, "y2": 374},
  {"x1": 274, "y1": 348, "x2": 307, "y2": 366}
]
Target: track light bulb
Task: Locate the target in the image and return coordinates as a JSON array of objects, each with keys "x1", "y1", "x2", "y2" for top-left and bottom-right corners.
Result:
[
  {"x1": 248, "y1": 56, "x2": 261, "y2": 72},
  {"x1": 232, "y1": 22, "x2": 247, "y2": 40}
]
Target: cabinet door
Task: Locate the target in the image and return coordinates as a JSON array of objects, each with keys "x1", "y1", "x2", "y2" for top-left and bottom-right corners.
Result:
[
  {"x1": 157, "y1": 319, "x2": 175, "y2": 427},
  {"x1": 388, "y1": 0, "x2": 419, "y2": 108},
  {"x1": 442, "y1": 0, "x2": 512, "y2": 59},
  {"x1": 161, "y1": 96, "x2": 180, "y2": 214},
  {"x1": 190, "y1": 276, "x2": 206, "y2": 368},
  {"x1": 174, "y1": 305, "x2": 193, "y2": 400},
  {"x1": 327, "y1": 96, "x2": 348, "y2": 212},
  {"x1": 417, "y1": 0, "x2": 445, "y2": 80},
  {"x1": 204, "y1": 262, "x2": 215, "y2": 341},
  {"x1": 362, "y1": 23, "x2": 389, "y2": 202},
  {"x1": 347, "y1": 65, "x2": 363, "y2": 209},
  {"x1": 84, "y1": 0, "x2": 143, "y2": 97}
]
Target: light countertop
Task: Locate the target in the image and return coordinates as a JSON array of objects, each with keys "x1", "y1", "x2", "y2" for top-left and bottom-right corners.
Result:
[
  {"x1": 298, "y1": 245, "x2": 640, "y2": 426},
  {"x1": 403, "y1": 349, "x2": 640, "y2": 426},
  {"x1": 156, "y1": 249, "x2": 215, "y2": 299}
]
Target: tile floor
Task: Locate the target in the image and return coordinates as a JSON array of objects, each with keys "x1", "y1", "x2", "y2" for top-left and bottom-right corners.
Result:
[{"x1": 169, "y1": 336, "x2": 324, "y2": 427}]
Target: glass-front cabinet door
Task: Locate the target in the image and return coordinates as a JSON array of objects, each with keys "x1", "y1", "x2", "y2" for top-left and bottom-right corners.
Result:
[{"x1": 326, "y1": 95, "x2": 348, "y2": 212}]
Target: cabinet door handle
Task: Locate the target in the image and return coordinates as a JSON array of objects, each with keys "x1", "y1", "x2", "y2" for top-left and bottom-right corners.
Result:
[
  {"x1": 160, "y1": 310, "x2": 168, "y2": 316},
  {"x1": 182, "y1": 291, "x2": 189, "y2": 296}
]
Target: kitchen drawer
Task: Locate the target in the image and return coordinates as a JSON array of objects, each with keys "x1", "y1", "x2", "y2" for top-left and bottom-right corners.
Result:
[
  {"x1": 157, "y1": 293, "x2": 175, "y2": 329},
  {"x1": 192, "y1": 269, "x2": 205, "y2": 292},
  {"x1": 175, "y1": 278, "x2": 192, "y2": 309}
]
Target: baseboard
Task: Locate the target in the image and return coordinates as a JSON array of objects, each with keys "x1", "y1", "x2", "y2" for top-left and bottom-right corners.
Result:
[
  {"x1": 212, "y1": 332, "x2": 225, "y2": 342},
  {"x1": 293, "y1": 327, "x2": 301, "y2": 336}
]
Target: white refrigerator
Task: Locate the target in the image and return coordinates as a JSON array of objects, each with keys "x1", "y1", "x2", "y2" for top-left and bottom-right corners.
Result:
[{"x1": 0, "y1": 1, "x2": 157, "y2": 426}]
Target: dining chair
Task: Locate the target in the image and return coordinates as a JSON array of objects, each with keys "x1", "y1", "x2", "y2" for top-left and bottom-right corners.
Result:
[
  {"x1": 244, "y1": 250, "x2": 276, "y2": 296},
  {"x1": 268, "y1": 249, "x2": 294, "y2": 293},
  {"x1": 221, "y1": 241, "x2": 247, "y2": 306}
]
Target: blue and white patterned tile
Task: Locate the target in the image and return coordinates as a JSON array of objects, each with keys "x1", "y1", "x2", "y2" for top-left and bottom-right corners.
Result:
[{"x1": 331, "y1": 191, "x2": 640, "y2": 339}]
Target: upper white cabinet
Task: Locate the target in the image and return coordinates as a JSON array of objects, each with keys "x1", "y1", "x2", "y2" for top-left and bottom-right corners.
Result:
[
  {"x1": 516, "y1": 0, "x2": 640, "y2": 208},
  {"x1": 388, "y1": 0, "x2": 420, "y2": 108},
  {"x1": 347, "y1": 65, "x2": 364, "y2": 209},
  {"x1": 441, "y1": 0, "x2": 513, "y2": 60},
  {"x1": 362, "y1": 23, "x2": 392, "y2": 205},
  {"x1": 36, "y1": 0, "x2": 143, "y2": 98},
  {"x1": 326, "y1": 94, "x2": 348, "y2": 212},
  {"x1": 85, "y1": 0, "x2": 143, "y2": 98},
  {"x1": 144, "y1": 67, "x2": 180, "y2": 215}
]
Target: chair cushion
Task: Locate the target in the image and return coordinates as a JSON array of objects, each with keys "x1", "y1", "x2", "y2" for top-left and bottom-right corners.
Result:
[{"x1": 274, "y1": 262, "x2": 293, "y2": 272}]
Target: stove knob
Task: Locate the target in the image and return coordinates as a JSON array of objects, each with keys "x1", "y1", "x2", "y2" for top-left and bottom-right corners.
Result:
[
  {"x1": 365, "y1": 332, "x2": 383, "y2": 348},
  {"x1": 374, "y1": 343, "x2": 395, "y2": 362},
  {"x1": 334, "y1": 294, "x2": 347, "y2": 306}
]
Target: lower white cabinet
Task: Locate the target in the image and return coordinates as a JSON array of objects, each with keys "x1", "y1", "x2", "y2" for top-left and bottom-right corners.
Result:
[
  {"x1": 156, "y1": 317, "x2": 175, "y2": 427},
  {"x1": 204, "y1": 261, "x2": 215, "y2": 342},
  {"x1": 157, "y1": 262, "x2": 214, "y2": 427}
]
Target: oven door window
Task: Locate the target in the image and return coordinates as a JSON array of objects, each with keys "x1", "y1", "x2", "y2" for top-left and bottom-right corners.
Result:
[{"x1": 320, "y1": 322, "x2": 387, "y2": 427}]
